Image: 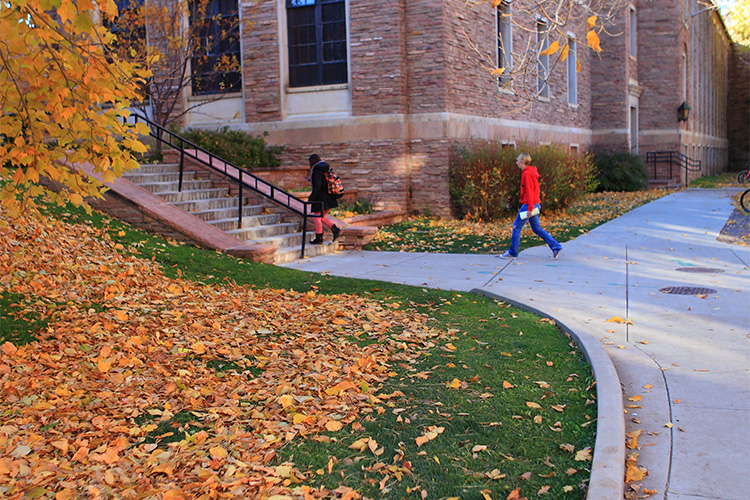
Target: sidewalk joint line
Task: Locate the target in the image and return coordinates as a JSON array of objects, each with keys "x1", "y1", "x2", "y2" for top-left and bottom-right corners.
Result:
[
  {"x1": 730, "y1": 248, "x2": 749, "y2": 268},
  {"x1": 626, "y1": 245, "x2": 630, "y2": 343}
]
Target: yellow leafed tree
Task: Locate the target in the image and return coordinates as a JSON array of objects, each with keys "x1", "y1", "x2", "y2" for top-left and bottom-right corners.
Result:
[
  {"x1": 0, "y1": 0, "x2": 151, "y2": 217},
  {"x1": 725, "y1": 0, "x2": 750, "y2": 45}
]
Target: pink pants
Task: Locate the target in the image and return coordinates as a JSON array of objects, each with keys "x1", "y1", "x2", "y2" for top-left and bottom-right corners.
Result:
[{"x1": 313, "y1": 209, "x2": 336, "y2": 233}]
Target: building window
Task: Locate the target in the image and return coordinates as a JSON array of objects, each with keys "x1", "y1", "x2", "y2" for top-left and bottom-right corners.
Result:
[
  {"x1": 567, "y1": 36, "x2": 577, "y2": 105},
  {"x1": 107, "y1": 0, "x2": 146, "y2": 50},
  {"x1": 191, "y1": 0, "x2": 242, "y2": 95},
  {"x1": 497, "y1": 1, "x2": 512, "y2": 87},
  {"x1": 537, "y1": 19, "x2": 549, "y2": 98},
  {"x1": 630, "y1": 106, "x2": 639, "y2": 153},
  {"x1": 287, "y1": 0, "x2": 348, "y2": 88},
  {"x1": 629, "y1": 7, "x2": 637, "y2": 58}
]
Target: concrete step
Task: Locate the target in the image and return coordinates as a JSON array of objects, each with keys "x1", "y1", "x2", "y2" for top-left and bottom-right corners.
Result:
[
  {"x1": 649, "y1": 178, "x2": 683, "y2": 189},
  {"x1": 170, "y1": 196, "x2": 261, "y2": 213},
  {"x1": 225, "y1": 221, "x2": 301, "y2": 241},
  {"x1": 189, "y1": 204, "x2": 267, "y2": 222},
  {"x1": 274, "y1": 240, "x2": 338, "y2": 264},
  {"x1": 122, "y1": 171, "x2": 201, "y2": 184},
  {"x1": 156, "y1": 188, "x2": 232, "y2": 203},
  {"x1": 209, "y1": 213, "x2": 284, "y2": 232},
  {"x1": 136, "y1": 179, "x2": 216, "y2": 194},
  {"x1": 128, "y1": 163, "x2": 182, "y2": 175}
]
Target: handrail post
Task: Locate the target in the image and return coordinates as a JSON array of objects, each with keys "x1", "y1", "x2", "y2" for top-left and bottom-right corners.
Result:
[
  {"x1": 300, "y1": 211, "x2": 308, "y2": 259},
  {"x1": 669, "y1": 152, "x2": 673, "y2": 180},
  {"x1": 178, "y1": 141, "x2": 184, "y2": 193},
  {"x1": 238, "y1": 172, "x2": 244, "y2": 229}
]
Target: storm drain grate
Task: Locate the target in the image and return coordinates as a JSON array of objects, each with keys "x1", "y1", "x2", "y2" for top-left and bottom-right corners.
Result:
[
  {"x1": 675, "y1": 268, "x2": 725, "y2": 274},
  {"x1": 659, "y1": 286, "x2": 717, "y2": 295}
]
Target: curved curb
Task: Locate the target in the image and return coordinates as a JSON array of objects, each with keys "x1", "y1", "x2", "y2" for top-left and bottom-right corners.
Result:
[{"x1": 471, "y1": 289, "x2": 625, "y2": 500}]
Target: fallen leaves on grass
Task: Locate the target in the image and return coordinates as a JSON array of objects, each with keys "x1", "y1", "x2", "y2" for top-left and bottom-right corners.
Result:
[{"x1": 0, "y1": 209, "x2": 444, "y2": 498}]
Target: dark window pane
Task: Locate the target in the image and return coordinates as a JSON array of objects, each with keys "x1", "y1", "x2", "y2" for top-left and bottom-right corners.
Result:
[{"x1": 322, "y1": 62, "x2": 347, "y2": 84}]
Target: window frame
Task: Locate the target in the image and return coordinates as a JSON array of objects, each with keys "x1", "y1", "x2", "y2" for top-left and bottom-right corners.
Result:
[
  {"x1": 629, "y1": 6, "x2": 637, "y2": 59},
  {"x1": 286, "y1": 0, "x2": 348, "y2": 89},
  {"x1": 536, "y1": 18, "x2": 550, "y2": 99},
  {"x1": 567, "y1": 35, "x2": 578, "y2": 106},
  {"x1": 496, "y1": 1, "x2": 513, "y2": 88}
]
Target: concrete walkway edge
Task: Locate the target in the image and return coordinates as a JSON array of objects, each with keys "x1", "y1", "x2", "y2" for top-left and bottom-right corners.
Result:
[{"x1": 472, "y1": 289, "x2": 625, "y2": 500}]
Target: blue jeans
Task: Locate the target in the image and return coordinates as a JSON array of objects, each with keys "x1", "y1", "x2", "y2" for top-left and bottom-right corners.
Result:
[{"x1": 507, "y1": 204, "x2": 562, "y2": 257}]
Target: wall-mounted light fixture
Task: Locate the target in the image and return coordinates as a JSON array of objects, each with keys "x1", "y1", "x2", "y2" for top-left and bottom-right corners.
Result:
[{"x1": 678, "y1": 101, "x2": 691, "y2": 122}]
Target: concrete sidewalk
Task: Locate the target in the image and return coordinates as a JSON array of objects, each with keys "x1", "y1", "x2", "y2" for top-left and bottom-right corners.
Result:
[{"x1": 282, "y1": 189, "x2": 750, "y2": 500}]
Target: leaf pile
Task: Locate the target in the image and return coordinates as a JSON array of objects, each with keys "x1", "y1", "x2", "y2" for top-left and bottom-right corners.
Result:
[
  {"x1": 367, "y1": 190, "x2": 670, "y2": 253},
  {"x1": 0, "y1": 209, "x2": 444, "y2": 499}
]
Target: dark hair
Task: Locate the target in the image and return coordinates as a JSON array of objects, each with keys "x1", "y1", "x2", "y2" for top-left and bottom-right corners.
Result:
[{"x1": 308, "y1": 154, "x2": 321, "y2": 166}]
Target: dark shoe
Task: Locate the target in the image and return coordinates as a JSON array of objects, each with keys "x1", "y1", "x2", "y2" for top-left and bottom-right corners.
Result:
[
  {"x1": 331, "y1": 225, "x2": 341, "y2": 241},
  {"x1": 551, "y1": 248, "x2": 562, "y2": 260},
  {"x1": 311, "y1": 234, "x2": 324, "y2": 245}
]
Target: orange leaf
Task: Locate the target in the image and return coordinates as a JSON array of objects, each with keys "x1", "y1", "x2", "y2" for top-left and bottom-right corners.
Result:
[
  {"x1": 325, "y1": 420, "x2": 343, "y2": 432},
  {"x1": 446, "y1": 378, "x2": 462, "y2": 389},
  {"x1": 97, "y1": 358, "x2": 112, "y2": 374},
  {"x1": 162, "y1": 490, "x2": 189, "y2": 500},
  {"x1": 2, "y1": 342, "x2": 17, "y2": 356},
  {"x1": 625, "y1": 462, "x2": 647, "y2": 482},
  {"x1": 587, "y1": 30, "x2": 602, "y2": 53},
  {"x1": 51, "y1": 439, "x2": 69, "y2": 455},
  {"x1": 560, "y1": 43, "x2": 570, "y2": 62},
  {"x1": 209, "y1": 446, "x2": 228, "y2": 460},
  {"x1": 540, "y1": 40, "x2": 559, "y2": 56},
  {"x1": 55, "y1": 490, "x2": 76, "y2": 500}
]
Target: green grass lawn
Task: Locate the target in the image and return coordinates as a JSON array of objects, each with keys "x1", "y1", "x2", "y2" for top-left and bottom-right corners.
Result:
[{"x1": 0, "y1": 202, "x2": 598, "y2": 499}]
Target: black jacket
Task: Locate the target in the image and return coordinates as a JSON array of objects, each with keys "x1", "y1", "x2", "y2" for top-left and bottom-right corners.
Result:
[{"x1": 309, "y1": 161, "x2": 339, "y2": 211}]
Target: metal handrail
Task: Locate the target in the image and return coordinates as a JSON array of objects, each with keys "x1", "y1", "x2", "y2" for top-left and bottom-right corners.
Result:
[
  {"x1": 128, "y1": 112, "x2": 321, "y2": 258},
  {"x1": 646, "y1": 151, "x2": 702, "y2": 188}
]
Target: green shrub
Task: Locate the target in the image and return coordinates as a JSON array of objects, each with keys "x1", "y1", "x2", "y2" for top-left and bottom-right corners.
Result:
[
  {"x1": 592, "y1": 152, "x2": 649, "y2": 192},
  {"x1": 180, "y1": 127, "x2": 283, "y2": 170},
  {"x1": 338, "y1": 195, "x2": 376, "y2": 215},
  {"x1": 450, "y1": 140, "x2": 597, "y2": 221}
]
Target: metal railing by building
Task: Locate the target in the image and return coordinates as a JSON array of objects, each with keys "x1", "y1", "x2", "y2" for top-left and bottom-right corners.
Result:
[{"x1": 645, "y1": 151, "x2": 702, "y2": 188}]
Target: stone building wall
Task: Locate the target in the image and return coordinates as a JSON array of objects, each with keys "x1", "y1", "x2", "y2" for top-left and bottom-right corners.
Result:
[
  {"x1": 728, "y1": 45, "x2": 750, "y2": 169},
  {"x1": 242, "y1": 1, "x2": 282, "y2": 122}
]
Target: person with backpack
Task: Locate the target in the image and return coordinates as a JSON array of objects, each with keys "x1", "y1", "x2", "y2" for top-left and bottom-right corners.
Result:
[
  {"x1": 307, "y1": 153, "x2": 342, "y2": 244},
  {"x1": 499, "y1": 152, "x2": 562, "y2": 260}
]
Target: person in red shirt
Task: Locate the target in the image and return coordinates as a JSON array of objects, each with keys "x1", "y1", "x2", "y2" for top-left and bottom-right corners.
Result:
[{"x1": 500, "y1": 153, "x2": 562, "y2": 259}]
